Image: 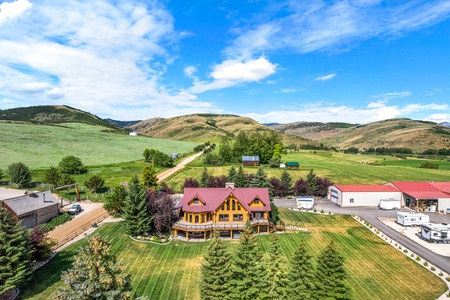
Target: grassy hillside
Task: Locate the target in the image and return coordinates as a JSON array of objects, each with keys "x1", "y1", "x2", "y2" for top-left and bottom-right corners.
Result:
[
  {"x1": 269, "y1": 121, "x2": 355, "y2": 140},
  {"x1": 0, "y1": 122, "x2": 198, "y2": 170},
  {"x1": 0, "y1": 105, "x2": 120, "y2": 129},
  {"x1": 18, "y1": 212, "x2": 446, "y2": 300}
]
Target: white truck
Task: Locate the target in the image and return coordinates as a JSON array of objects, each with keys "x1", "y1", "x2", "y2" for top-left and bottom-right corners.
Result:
[
  {"x1": 296, "y1": 196, "x2": 314, "y2": 210},
  {"x1": 396, "y1": 212, "x2": 429, "y2": 226},
  {"x1": 378, "y1": 199, "x2": 401, "y2": 210}
]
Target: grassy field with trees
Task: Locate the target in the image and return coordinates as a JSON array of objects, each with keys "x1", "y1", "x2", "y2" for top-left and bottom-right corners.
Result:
[{"x1": 18, "y1": 210, "x2": 447, "y2": 300}]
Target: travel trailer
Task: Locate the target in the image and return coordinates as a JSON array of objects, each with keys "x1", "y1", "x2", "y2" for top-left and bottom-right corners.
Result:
[
  {"x1": 421, "y1": 223, "x2": 450, "y2": 243},
  {"x1": 296, "y1": 196, "x2": 314, "y2": 210},
  {"x1": 396, "y1": 212, "x2": 429, "y2": 226}
]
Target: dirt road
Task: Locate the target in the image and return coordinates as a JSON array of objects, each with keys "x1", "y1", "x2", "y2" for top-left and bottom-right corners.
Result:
[{"x1": 157, "y1": 151, "x2": 204, "y2": 181}]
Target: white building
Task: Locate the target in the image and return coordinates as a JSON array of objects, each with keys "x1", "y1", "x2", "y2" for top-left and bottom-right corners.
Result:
[{"x1": 327, "y1": 184, "x2": 401, "y2": 207}]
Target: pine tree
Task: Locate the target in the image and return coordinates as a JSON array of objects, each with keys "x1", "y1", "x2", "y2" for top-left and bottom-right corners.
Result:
[
  {"x1": 234, "y1": 165, "x2": 248, "y2": 187},
  {"x1": 280, "y1": 170, "x2": 293, "y2": 196},
  {"x1": 250, "y1": 168, "x2": 279, "y2": 221},
  {"x1": 199, "y1": 230, "x2": 233, "y2": 300},
  {"x1": 315, "y1": 241, "x2": 352, "y2": 300},
  {"x1": 227, "y1": 166, "x2": 237, "y2": 183},
  {"x1": 104, "y1": 185, "x2": 127, "y2": 215},
  {"x1": 0, "y1": 207, "x2": 32, "y2": 295},
  {"x1": 265, "y1": 235, "x2": 288, "y2": 299},
  {"x1": 200, "y1": 167, "x2": 209, "y2": 188},
  {"x1": 53, "y1": 234, "x2": 132, "y2": 300},
  {"x1": 306, "y1": 169, "x2": 318, "y2": 196},
  {"x1": 142, "y1": 165, "x2": 158, "y2": 189},
  {"x1": 287, "y1": 242, "x2": 315, "y2": 300},
  {"x1": 230, "y1": 222, "x2": 265, "y2": 300},
  {"x1": 123, "y1": 176, "x2": 152, "y2": 235},
  {"x1": 43, "y1": 167, "x2": 61, "y2": 188}
]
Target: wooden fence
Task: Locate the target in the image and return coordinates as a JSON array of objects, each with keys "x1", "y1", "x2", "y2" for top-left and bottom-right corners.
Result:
[{"x1": 51, "y1": 212, "x2": 109, "y2": 250}]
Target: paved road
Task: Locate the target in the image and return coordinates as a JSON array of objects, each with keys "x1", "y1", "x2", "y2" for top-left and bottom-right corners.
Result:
[{"x1": 274, "y1": 198, "x2": 450, "y2": 274}]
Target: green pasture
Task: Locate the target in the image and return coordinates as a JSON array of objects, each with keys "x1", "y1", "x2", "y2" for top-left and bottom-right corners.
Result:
[
  {"x1": 0, "y1": 122, "x2": 198, "y2": 170},
  {"x1": 164, "y1": 150, "x2": 450, "y2": 190},
  {"x1": 18, "y1": 209, "x2": 446, "y2": 300}
]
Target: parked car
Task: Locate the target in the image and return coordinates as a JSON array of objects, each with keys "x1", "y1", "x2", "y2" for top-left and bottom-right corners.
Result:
[{"x1": 68, "y1": 203, "x2": 82, "y2": 215}]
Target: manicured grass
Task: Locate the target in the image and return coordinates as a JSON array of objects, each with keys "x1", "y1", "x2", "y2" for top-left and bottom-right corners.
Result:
[
  {"x1": 19, "y1": 209, "x2": 447, "y2": 300},
  {"x1": 0, "y1": 122, "x2": 198, "y2": 170}
]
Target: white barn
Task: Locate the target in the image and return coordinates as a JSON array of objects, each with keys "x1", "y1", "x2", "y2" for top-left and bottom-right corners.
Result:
[{"x1": 328, "y1": 184, "x2": 402, "y2": 207}]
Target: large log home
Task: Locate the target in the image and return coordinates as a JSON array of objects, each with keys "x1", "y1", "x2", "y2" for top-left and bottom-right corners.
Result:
[{"x1": 173, "y1": 183, "x2": 274, "y2": 240}]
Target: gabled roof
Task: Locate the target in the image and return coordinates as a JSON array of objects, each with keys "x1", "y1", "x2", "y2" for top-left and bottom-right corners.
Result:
[
  {"x1": 178, "y1": 187, "x2": 270, "y2": 213},
  {"x1": 242, "y1": 156, "x2": 259, "y2": 161},
  {"x1": 334, "y1": 184, "x2": 400, "y2": 193},
  {"x1": 390, "y1": 182, "x2": 450, "y2": 199},
  {"x1": 430, "y1": 182, "x2": 450, "y2": 195},
  {"x1": 2, "y1": 191, "x2": 58, "y2": 216}
]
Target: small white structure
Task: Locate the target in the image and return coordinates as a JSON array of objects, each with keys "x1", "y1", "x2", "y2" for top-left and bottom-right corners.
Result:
[
  {"x1": 328, "y1": 185, "x2": 401, "y2": 207},
  {"x1": 421, "y1": 223, "x2": 450, "y2": 243},
  {"x1": 379, "y1": 199, "x2": 401, "y2": 210},
  {"x1": 296, "y1": 196, "x2": 314, "y2": 210},
  {"x1": 129, "y1": 131, "x2": 138, "y2": 136},
  {"x1": 396, "y1": 212, "x2": 429, "y2": 226}
]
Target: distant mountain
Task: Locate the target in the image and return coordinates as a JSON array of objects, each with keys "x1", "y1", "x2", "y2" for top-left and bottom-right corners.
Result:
[
  {"x1": 105, "y1": 118, "x2": 141, "y2": 128},
  {"x1": 0, "y1": 105, "x2": 121, "y2": 130},
  {"x1": 441, "y1": 122, "x2": 450, "y2": 128},
  {"x1": 269, "y1": 121, "x2": 355, "y2": 140},
  {"x1": 262, "y1": 122, "x2": 281, "y2": 126}
]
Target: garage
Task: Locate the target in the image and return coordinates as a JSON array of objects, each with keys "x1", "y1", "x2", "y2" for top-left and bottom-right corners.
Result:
[{"x1": 327, "y1": 185, "x2": 401, "y2": 207}]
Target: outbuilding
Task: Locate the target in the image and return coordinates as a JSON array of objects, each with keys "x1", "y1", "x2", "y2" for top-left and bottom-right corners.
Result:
[
  {"x1": 327, "y1": 184, "x2": 401, "y2": 207},
  {"x1": 1, "y1": 190, "x2": 59, "y2": 228},
  {"x1": 242, "y1": 156, "x2": 260, "y2": 167},
  {"x1": 388, "y1": 182, "x2": 450, "y2": 212},
  {"x1": 286, "y1": 162, "x2": 299, "y2": 169}
]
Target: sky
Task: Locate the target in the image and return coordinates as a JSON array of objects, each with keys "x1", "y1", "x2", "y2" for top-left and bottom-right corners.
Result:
[{"x1": 1, "y1": 0, "x2": 450, "y2": 124}]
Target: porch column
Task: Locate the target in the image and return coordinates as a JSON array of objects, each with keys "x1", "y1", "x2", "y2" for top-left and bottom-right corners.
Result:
[
  {"x1": 258, "y1": 226, "x2": 260, "y2": 234},
  {"x1": 204, "y1": 231, "x2": 206, "y2": 241},
  {"x1": 186, "y1": 231, "x2": 189, "y2": 241},
  {"x1": 230, "y1": 230, "x2": 233, "y2": 239}
]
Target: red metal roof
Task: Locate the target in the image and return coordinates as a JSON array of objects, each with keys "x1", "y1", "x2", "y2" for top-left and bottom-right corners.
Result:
[
  {"x1": 430, "y1": 182, "x2": 450, "y2": 194},
  {"x1": 334, "y1": 185, "x2": 400, "y2": 193},
  {"x1": 390, "y1": 182, "x2": 450, "y2": 199},
  {"x1": 178, "y1": 187, "x2": 271, "y2": 213}
]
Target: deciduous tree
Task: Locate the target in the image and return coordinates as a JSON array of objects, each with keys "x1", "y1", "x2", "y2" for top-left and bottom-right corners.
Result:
[
  {"x1": 124, "y1": 176, "x2": 152, "y2": 235},
  {"x1": 287, "y1": 242, "x2": 315, "y2": 300},
  {"x1": 147, "y1": 189, "x2": 176, "y2": 234},
  {"x1": 58, "y1": 155, "x2": 87, "y2": 174},
  {"x1": 29, "y1": 225, "x2": 53, "y2": 262},
  {"x1": 293, "y1": 179, "x2": 309, "y2": 196},
  {"x1": 183, "y1": 178, "x2": 199, "y2": 188},
  {"x1": 199, "y1": 231, "x2": 232, "y2": 300},
  {"x1": 43, "y1": 167, "x2": 61, "y2": 188},
  {"x1": 207, "y1": 175, "x2": 228, "y2": 188},
  {"x1": 7, "y1": 162, "x2": 32, "y2": 187},
  {"x1": 84, "y1": 175, "x2": 105, "y2": 192},
  {"x1": 53, "y1": 234, "x2": 132, "y2": 300},
  {"x1": 0, "y1": 207, "x2": 31, "y2": 295}
]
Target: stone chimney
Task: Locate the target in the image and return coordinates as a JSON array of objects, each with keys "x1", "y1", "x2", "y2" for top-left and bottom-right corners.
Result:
[{"x1": 225, "y1": 182, "x2": 235, "y2": 189}]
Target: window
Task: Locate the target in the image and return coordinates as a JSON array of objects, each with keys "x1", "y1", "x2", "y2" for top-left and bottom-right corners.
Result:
[
  {"x1": 349, "y1": 198, "x2": 354, "y2": 203},
  {"x1": 254, "y1": 199, "x2": 259, "y2": 204},
  {"x1": 442, "y1": 232, "x2": 448, "y2": 239},
  {"x1": 193, "y1": 199, "x2": 199, "y2": 204},
  {"x1": 195, "y1": 215, "x2": 199, "y2": 223},
  {"x1": 238, "y1": 204, "x2": 241, "y2": 211},
  {"x1": 219, "y1": 214, "x2": 229, "y2": 221},
  {"x1": 226, "y1": 200, "x2": 230, "y2": 210},
  {"x1": 189, "y1": 214, "x2": 192, "y2": 222},
  {"x1": 233, "y1": 214, "x2": 243, "y2": 221},
  {"x1": 433, "y1": 232, "x2": 438, "y2": 236},
  {"x1": 221, "y1": 204, "x2": 225, "y2": 210},
  {"x1": 232, "y1": 200, "x2": 236, "y2": 210}
]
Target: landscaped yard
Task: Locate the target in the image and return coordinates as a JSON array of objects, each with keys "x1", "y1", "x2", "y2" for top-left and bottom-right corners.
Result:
[{"x1": 18, "y1": 209, "x2": 447, "y2": 300}]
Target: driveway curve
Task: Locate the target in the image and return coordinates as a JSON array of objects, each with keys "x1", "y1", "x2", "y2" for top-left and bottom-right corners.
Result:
[{"x1": 157, "y1": 152, "x2": 203, "y2": 181}]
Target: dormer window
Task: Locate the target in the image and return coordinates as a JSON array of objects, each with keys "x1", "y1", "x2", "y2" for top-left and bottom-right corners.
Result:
[
  {"x1": 193, "y1": 199, "x2": 199, "y2": 204},
  {"x1": 254, "y1": 199, "x2": 259, "y2": 204}
]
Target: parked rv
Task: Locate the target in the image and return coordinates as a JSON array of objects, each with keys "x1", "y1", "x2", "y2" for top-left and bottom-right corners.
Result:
[
  {"x1": 378, "y1": 199, "x2": 401, "y2": 210},
  {"x1": 420, "y1": 223, "x2": 450, "y2": 243},
  {"x1": 296, "y1": 196, "x2": 314, "y2": 210},
  {"x1": 396, "y1": 212, "x2": 429, "y2": 226}
]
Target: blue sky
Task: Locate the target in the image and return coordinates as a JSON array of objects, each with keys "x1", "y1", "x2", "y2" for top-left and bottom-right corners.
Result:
[{"x1": 1, "y1": 0, "x2": 450, "y2": 124}]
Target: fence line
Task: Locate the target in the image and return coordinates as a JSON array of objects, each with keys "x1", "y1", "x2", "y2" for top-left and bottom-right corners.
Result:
[{"x1": 51, "y1": 212, "x2": 109, "y2": 250}]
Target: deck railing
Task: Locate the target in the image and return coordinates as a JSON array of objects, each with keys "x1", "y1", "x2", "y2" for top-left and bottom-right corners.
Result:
[{"x1": 172, "y1": 219, "x2": 269, "y2": 231}]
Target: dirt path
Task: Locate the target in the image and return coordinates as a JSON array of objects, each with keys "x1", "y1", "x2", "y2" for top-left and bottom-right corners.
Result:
[
  {"x1": 48, "y1": 202, "x2": 107, "y2": 241},
  {"x1": 157, "y1": 152, "x2": 204, "y2": 181}
]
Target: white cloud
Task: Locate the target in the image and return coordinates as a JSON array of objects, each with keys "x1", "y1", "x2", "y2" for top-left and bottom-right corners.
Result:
[
  {"x1": 426, "y1": 114, "x2": 449, "y2": 123},
  {"x1": 0, "y1": 0, "x2": 32, "y2": 26},
  {"x1": 274, "y1": 88, "x2": 305, "y2": 94},
  {"x1": 371, "y1": 91, "x2": 411, "y2": 101},
  {"x1": 184, "y1": 66, "x2": 197, "y2": 78},
  {"x1": 15, "y1": 81, "x2": 53, "y2": 93},
  {"x1": 189, "y1": 57, "x2": 277, "y2": 94},
  {"x1": 316, "y1": 73, "x2": 336, "y2": 81}
]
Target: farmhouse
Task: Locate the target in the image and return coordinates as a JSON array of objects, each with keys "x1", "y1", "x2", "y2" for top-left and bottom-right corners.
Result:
[
  {"x1": 388, "y1": 182, "x2": 450, "y2": 212},
  {"x1": 328, "y1": 184, "x2": 401, "y2": 207},
  {"x1": 172, "y1": 183, "x2": 275, "y2": 240},
  {"x1": 1, "y1": 190, "x2": 59, "y2": 228},
  {"x1": 242, "y1": 156, "x2": 260, "y2": 167}
]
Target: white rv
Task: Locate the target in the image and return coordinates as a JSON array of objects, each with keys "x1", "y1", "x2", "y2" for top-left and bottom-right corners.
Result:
[
  {"x1": 379, "y1": 199, "x2": 401, "y2": 210},
  {"x1": 421, "y1": 223, "x2": 450, "y2": 243},
  {"x1": 396, "y1": 212, "x2": 430, "y2": 226},
  {"x1": 296, "y1": 196, "x2": 314, "y2": 210}
]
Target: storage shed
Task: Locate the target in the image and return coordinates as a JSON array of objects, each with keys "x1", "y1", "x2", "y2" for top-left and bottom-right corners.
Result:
[
  {"x1": 1, "y1": 190, "x2": 59, "y2": 228},
  {"x1": 327, "y1": 184, "x2": 401, "y2": 207},
  {"x1": 242, "y1": 156, "x2": 260, "y2": 167},
  {"x1": 286, "y1": 162, "x2": 299, "y2": 169}
]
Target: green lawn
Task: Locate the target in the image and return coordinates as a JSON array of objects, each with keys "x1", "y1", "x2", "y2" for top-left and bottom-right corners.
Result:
[
  {"x1": 0, "y1": 122, "x2": 198, "y2": 170},
  {"x1": 18, "y1": 209, "x2": 446, "y2": 300}
]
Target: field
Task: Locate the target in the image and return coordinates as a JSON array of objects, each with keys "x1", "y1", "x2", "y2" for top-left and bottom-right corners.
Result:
[
  {"x1": 18, "y1": 209, "x2": 447, "y2": 300},
  {"x1": 164, "y1": 150, "x2": 450, "y2": 190},
  {"x1": 0, "y1": 122, "x2": 198, "y2": 170}
]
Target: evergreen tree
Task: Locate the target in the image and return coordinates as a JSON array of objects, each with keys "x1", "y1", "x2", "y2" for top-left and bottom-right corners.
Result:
[
  {"x1": 53, "y1": 234, "x2": 132, "y2": 300},
  {"x1": 84, "y1": 175, "x2": 105, "y2": 192},
  {"x1": 142, "y1": 165, "x2": 158, "y2": 190},
  {"x1": 230, "y1": 222, "x2": 265, "y2": 300},
  {"x1": 234, "y1": 165, "x2": 248, "y2": 187},
  {"x1": 280, "y1": 170, "x2": 293, "y2": 196},
  {"x1": 199, "y1": 231, "x2": 233, "y2": 300},
  {"x1": 43, "y1": 167, "x2": 61, "y2": 188},
  {"x1": 227, "y1": 166, "x2": 237, "y2": 183},
  {"x1": 0, "y1": 207, "x2": 31, "y2": 295},
  {"x1": 200, "y1": 167, "x2": 209, "y2": 188},
  {"x1": 315, "y1": 241, "x2": 352, "y2": 300},
  {"x1": 124, "y1": 176, "x2": 152, "y2": 235},
  {"x1": 0, "y1": 168, "x2": 3, "y2": 181},
  {"x1": 7, "y1": 162, "x2": 32, "y2": 187},
  {"x1": 265, "y1": 235, "x2": 288, "y2": 299},
  {"x1": 104, "y1": 185, "x2": 127, "y2": 215},
  {"x1": 250, "y1": 168, "x2": 279, "y2": 221},
  {"x1": 287, "y1": 242, "x2": 315, "y2": 300},
  {"x1": 306, "y1": 169, "x2": 318, "y2": 196}
]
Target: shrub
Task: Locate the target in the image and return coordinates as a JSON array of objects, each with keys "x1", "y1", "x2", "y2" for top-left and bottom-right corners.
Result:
[
  {"x1": 416, "y1": 256, "x2": 421, "y2": 261},
  {"x1": 446, "y1": 277, "x2": 450, "y2": 282},
  {"x1": 410, "y1": 253, "x2": 414, "y2": 257},
  {"x1": 424, "y1": 261, "x2": 429, "y2": 266},
  {"x1": 91, "y1": 222, "x2": 98, "y2": 228},
  {"x1": 328, "y1": 211, "x2": 331, "y2": 215},
  {"x1": 314, "y1": 208, "x2": 317, "y2": 213},
  {"x1": 399, "y1": 246, "x2": 402, "y2": 249},
  {"x1": 431, "y1": 266, "x2": 436, "y2": 271},
  {"x1": 40, "y1": 213, "x2": 73, "y2": 231},
  {"x1": 403, "y1": 249, "x2": 408, "y2": 253},
  {"x1": 369, "y1": 225, "x2": 373, "y2": 229},
  {"x1": 320, "y1": 209, "x2": 324, "y2": 214},
  {"x1": 439, "y1": 272, "x2": 443, "y2": 276}
]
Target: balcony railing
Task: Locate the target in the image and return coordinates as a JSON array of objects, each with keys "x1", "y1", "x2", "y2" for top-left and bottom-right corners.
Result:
[{"x1": 172, "y1": 219, "x2": 270, "y2": 232}]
